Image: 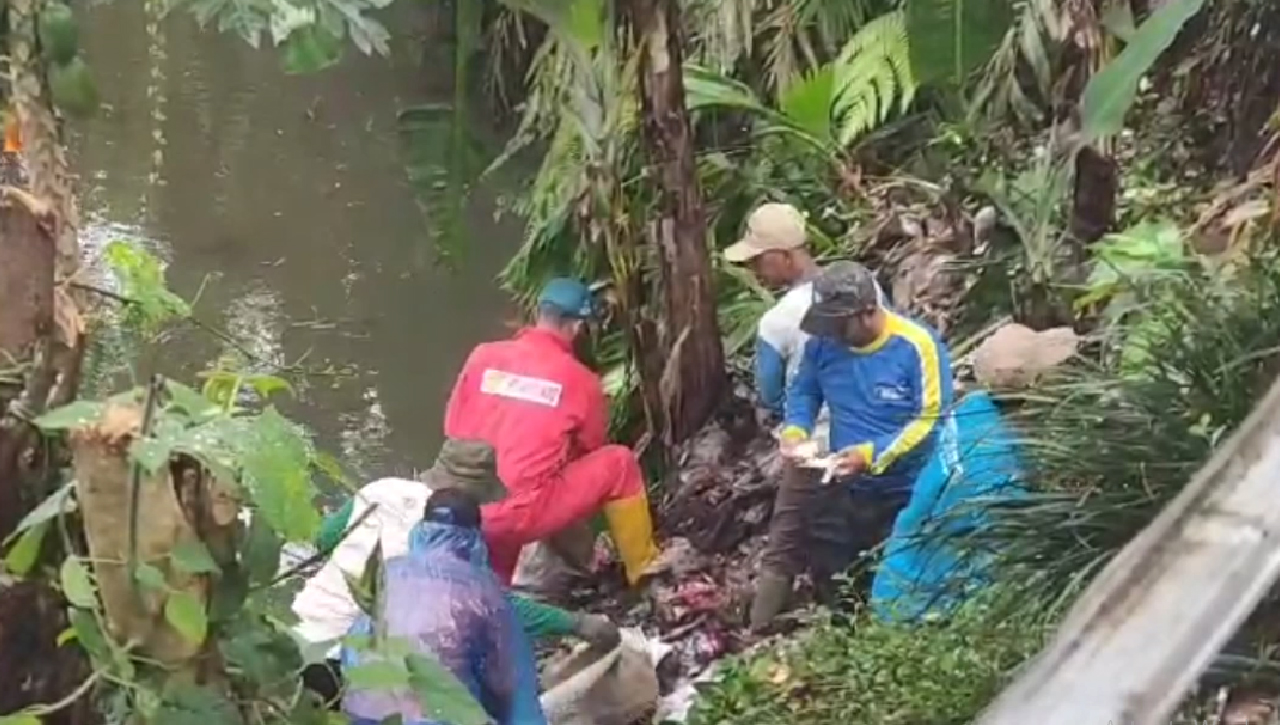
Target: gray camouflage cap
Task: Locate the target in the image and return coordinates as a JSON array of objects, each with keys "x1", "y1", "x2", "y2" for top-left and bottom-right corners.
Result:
[
  {"x1": 801, "y1": 261, "x2": 882, "y2": 337},
  {"x1": 813, "y1": 261, "x2": 881, "y2": 311}
]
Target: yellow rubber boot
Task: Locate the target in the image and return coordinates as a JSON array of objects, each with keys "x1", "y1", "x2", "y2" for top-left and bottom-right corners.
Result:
[{"x1": 602, "y1": 494, "x2": 660, "y2": 585}]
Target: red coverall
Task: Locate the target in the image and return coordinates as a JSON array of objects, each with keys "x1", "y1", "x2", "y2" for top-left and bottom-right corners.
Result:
[{"x1": 444, "y1": 327, "x2": 657, "y2": 584}]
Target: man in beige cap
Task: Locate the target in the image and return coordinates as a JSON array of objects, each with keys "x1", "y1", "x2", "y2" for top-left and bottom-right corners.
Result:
[
  {"x1": 724, "y1": 203, "x2": 827, "y2": 419},
  {"x1": 726, "y1": 205, "x2": 889, "y2": 630}
]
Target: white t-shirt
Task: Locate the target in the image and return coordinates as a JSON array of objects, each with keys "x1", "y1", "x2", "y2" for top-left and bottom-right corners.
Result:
[
  {"x1": 760, "y1": 281, "x2": 831, "y2": 450},
  {"x1": 291, "y1": 476, "x2": 435, "y2": 650}
]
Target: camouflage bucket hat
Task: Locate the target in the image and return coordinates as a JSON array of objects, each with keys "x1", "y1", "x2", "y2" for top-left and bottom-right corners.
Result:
[{"x1": 424, "y1": 438, "x2": 508, "y2": 505}]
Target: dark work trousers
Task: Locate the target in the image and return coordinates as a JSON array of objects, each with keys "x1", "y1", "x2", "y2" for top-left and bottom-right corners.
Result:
[
  {"x1": 301, "y1": 659, "x2": 343, "y2": 711},
  {"x1": 760, "y1": 462, "x2": 913, "y2": 601}
]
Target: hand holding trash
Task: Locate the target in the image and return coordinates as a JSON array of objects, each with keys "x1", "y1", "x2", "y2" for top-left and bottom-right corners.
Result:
[
  {"x1": 832, "y1": 445, "x2": 869, "y2": 477},
  {"x1": 573, "y1": 613, "x2": 622, "y2": 651}
]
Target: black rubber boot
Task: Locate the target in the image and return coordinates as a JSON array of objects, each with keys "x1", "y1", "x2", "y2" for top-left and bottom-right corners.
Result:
[{"x1": 748, "y1": 570, "x2": 794, "y2": 632}]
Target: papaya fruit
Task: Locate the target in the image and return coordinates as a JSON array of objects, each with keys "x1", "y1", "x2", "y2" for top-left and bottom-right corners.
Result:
[
  {"x1": 48, "y1": 56, "x2": 99, "y2": 119},
  {"x1": 38, "y1": 2, "x2": 79, "y2": 66}
]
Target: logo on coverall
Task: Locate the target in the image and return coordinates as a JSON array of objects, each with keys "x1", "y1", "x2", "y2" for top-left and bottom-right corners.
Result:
[{"x1": 480, "y1": 369, "x2": 563, "y2": 407}]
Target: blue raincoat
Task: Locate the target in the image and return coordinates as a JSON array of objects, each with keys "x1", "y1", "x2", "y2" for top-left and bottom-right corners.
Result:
[
  {"x1": 870, "y1": 391, "x2": 1026, "y2": 622},
  {"x1": 341, "y1": 521, "x2": 547, "y2": 725}
]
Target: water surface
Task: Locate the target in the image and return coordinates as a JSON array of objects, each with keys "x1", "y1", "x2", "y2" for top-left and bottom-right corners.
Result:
[{"x1": 74, "y1": 2, "x2": 523, "y2": 478}]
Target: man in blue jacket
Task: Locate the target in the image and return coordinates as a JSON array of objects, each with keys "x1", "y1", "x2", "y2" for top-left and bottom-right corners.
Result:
[{"x1": 749, "y1": 260, "x2": 953, "y2": 629}]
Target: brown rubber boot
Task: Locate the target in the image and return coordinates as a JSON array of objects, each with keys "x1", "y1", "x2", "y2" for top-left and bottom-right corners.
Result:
[{"x1": 748, "y1": 570, "x2": 794, "y2": 632}]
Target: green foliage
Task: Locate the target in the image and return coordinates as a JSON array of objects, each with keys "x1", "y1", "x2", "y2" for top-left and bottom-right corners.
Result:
[
  {"x1": 22, "y1": 356, "x2": 493, "y2": 723},
  {"x1": 906, "y1": 0, "x2": 1013, "y2": 89},
  {"x1": 687, "y1": 590, "x2": 1050, "y2": 725},
  {"x1": 3, "y1": 522, "x2": 49, "y2": 576},
  {"x1": 280, "y1": 25, "x2": 345, "y2": 74},
  {"x1": 1080, "y1": 0, "x2": 1206, "y2": 140},
  {"x1": 37, "y1": 1, "x2": 78, "y2": 66},
  {"x1": 1077, "y1": 218, "x2": 1188, "y2": 310},
  {"x1": 685, "y1": 11, "x2": 917, "y2": 153},
  {"x1": 37, "y1": 375, "x2": 323, "y2": 544},
  {"x1": 102, "y1": 240, "x2": 192, "y2": 334},
  {"x1": 59, "y1": 556, "x2": 97, "y2": 609},
  {"x1": 47, "y1": 55, "x2": 99, "y2": 119},
  {"x1": 966, "y1": 0, "x2": 1058, "y2": 125},
  {"x1": 170, "y1": 0, "x2": 394, "y2": 63},
  {"x1": 340, "y1": 635, "x2": 491, "y2": 725},
  {"x1": 682, "y1": 0, "x2": 880, "y2": 91},
  {"x1": 967, "y1": 255, "x2": 1280, "y2": 608}
]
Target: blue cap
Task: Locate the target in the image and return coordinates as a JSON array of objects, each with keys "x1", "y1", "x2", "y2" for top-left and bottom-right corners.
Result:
[{"x1": 537, "y1": 278, "x2": 596, "y2": 319}]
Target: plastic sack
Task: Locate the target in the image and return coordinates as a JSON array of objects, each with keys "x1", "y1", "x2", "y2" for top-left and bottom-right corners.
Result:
[
  {"x1": 342, "y1": 521, "x2": 546, "y2": 725},
  {"x1": 539, "y1": 629, "x2": 660, "y2": 725},
  {"x1": 511, "y1": 523, "x2": 595, "y2": 603},
  {"x1": 870, "y1": 391, "x2": 1027, "y2": 622}
]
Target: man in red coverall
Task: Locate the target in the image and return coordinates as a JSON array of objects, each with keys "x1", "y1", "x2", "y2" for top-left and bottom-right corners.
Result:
[{"x1": 444, "y1": 278, "x2": 660, "y2": 586}]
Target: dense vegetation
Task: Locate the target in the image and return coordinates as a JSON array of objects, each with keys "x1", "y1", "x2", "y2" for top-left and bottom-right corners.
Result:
[{"x1": 2, "y1": 0, "x2": 1280, "y2": 723}]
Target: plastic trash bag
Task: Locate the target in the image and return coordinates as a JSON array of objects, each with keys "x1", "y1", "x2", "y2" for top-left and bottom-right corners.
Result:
[
  {"x1": 342, "y1": 521, "x2": 546, "y2": 725},
  {"x1": 539, "y1": 629, "x2": 661, "y2": 725}
]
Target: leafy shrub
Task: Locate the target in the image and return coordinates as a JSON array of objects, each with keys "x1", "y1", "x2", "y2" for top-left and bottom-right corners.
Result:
[
  {"x1": 685, "y1": 590, "x2": 1049, "y2": 725},
  {"x1": 968, "y1": 255, "x2": 1280, "y2": 608}
]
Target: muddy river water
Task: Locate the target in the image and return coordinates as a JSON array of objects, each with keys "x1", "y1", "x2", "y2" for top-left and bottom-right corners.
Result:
[{"x1": 72, "y1": 2, "x2": 523, "y2": 479}]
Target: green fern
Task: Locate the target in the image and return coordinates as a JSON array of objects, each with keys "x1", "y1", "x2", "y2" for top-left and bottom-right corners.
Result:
[
  {"x1": 832, "y1": 10, "x2": 917, "y2": 146},
  {"x1": 684, "y1": 10, "x2": 919, "y2": 152}
]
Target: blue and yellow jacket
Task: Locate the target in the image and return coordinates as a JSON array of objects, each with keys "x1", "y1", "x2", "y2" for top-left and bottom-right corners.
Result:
[{"x1": 783, "y1": 311, "x2": 953, "y2": 482}]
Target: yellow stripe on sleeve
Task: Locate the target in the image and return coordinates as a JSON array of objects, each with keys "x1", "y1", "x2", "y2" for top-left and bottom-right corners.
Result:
[{"x1": 871, "y1": 315, "x2": 944, "y2": 475}]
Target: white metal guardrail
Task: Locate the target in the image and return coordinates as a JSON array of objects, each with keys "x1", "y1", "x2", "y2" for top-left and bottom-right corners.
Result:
[{"x1": 975, "y1": 375, "x2": 1280, "y2": 725}]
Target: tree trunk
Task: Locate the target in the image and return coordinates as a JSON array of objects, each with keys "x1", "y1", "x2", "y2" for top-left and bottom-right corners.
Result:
[
  {"x1": 0, "y1": 188, "x2": 97, "y2": 725},
  {"x1": 0, "y1": 1, "x2": 92, "y2": 716},
  {"x1": 628, "y1": 0, "x2": 726, "y2": 447}
]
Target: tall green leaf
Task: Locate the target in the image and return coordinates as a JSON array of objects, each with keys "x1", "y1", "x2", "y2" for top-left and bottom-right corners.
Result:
[
  {"x1": 778, "y1": 65, "x2": 836, "y2": 145},
  {"x1": 1080, "y1": 0, "x2": 1205, "y2": 140},
  {"x1": 832, "y1": 10, "x2": 917, "y2": 145},
  {"x1": 4, "y1": 522, "x2": 49, "y2": 576},
  {"x1": 905, "y1": 0, "x2": 1013, "y2": 87},
  {"x1": 684, "y1": 65, "x2": 778, "y2": 117},
  {"x1": 503, "y1": 0, "x2": 603, "y2": 50},
  {"x1": 236, "y1": 408, "x2": 322, "y2": 542},
  {"x1": 165, "y1": 590, "x2": 210, "y2": 645},
  {"x1": 406, "y1": 652, "x2": 491, "y2": 725},
  {"x1": 60, "y1": 556, "x2": 98, "y2": 609}
]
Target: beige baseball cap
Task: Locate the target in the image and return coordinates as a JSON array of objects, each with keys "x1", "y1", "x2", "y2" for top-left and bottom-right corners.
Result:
[{"x1": 723, "y1": 203, "x2": 807, "y2": 263}]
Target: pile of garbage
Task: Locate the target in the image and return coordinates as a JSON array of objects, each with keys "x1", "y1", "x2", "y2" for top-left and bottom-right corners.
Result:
[{"x1": 527, "y1": 394, "x2": 803, "y2": 723}]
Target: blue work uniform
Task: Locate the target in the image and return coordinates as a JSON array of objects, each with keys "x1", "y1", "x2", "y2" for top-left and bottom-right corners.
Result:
[{"x1": 783, "y1": 309, "x2": 954, "y2": 491}]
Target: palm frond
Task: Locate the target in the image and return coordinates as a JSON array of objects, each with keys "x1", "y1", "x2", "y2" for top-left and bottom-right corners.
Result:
[
  {"x1": 968, "y1": 0, "x2": 1062, "y2": 125},
  {"x1": 831, "y1": 9, "x2": 917, "y2": 146},
  {"x1": 758, "y1": 0, "x2": 880, "y2": 91},
  {"x1": 685, "y1": 11, "x2": 918, "y2": 153}
]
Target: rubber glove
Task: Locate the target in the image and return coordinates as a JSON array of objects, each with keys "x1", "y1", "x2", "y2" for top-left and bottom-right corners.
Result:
[{"x1": 572, "y1": 613, "x2": 621, "y2": 651}]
